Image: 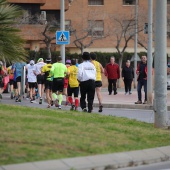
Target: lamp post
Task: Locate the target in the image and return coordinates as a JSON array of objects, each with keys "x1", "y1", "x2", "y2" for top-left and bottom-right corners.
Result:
[
  {"x1": 134, "y1": 0, "x2": 138, "y2": 89},
  {"x1": 154, "y1": 0, "x2": 168, "y2": 128},
  {"x1": 147, "y1": 0, "x2": 153, "y2": 104},
  {"x1": 60, "y1": 0, "x2": 65, "y2": 64}
]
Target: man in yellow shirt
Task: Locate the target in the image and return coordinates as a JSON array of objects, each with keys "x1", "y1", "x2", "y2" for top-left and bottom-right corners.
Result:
[
  {"x1": 67, "y1": 59, "x2": 79, "y2": 111},
  {"x1": 42, "y1": 58, "x2": 53, "y2": 108},
  {"x1": 90, "y1": 52, "x2": 104, "y2": 112}
]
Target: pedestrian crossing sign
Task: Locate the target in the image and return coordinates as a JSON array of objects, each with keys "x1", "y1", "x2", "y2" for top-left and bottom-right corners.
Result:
[{"x1": 56, "y1": 31, "x2": 70, "y2": 45}]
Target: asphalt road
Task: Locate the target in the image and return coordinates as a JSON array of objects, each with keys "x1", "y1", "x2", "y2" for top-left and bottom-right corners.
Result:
[{"x1": 119, "y1": 161, "x2": 170, "y2": 170}]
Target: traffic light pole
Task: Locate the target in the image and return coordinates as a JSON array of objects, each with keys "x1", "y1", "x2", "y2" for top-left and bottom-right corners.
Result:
[
  {"x1": 154, "y1": 0, "x2": 168, "y2": 128},
  {"x1": 60, "y1": 0, "x2": 65, "y2": 64},
  {"x1": 147, "y1": 0, "x2": 153, "y2": 104}
]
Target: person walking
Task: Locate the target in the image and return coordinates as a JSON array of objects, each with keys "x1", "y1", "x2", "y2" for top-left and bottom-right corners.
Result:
[
  {"x1": 26, "y1": 60, "x2": 37, "y2": 103},
  {"x1": 135, "y1": 56, "x2": 148, "y2": 104},
  {"x1": 105, "y1": 56, "x2": 120, "y2": 95},
  {"x1": 77, "y1": 52, "x2": 96, "y2": 113},
  {"x1": 42, "y1": 58, "x2": 53, "y2": 108},
  {"x1": 90, "y1": 52, "x2": 104, "y2": 112},
  {"x1": 122, "y1": 60, "x2": 134, "y2": 95},
  {"x1": 50, "y1": 56, "x2": 67, "y2": 109},
  {"x1": 35, "y1": 58, "x2": 46, "y2": 104},
  {"x1": 0, "y1": 61, "x2": 7, "y2": 99},
  {"x1": 67, "y1": 58, "x2": 79, "y2": 111}
]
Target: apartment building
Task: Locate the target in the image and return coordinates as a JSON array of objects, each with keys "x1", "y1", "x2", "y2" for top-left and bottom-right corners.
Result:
[
  {"x1": 8, "y1": 0, "x2": 69, "y2": 51},
  {"x1": 65, "y1": 0, "x2": 170, "y2": 54}
]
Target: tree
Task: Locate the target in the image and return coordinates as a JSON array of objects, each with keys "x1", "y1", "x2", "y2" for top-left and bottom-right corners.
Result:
[
  {"x1": 42, "y1": 21, "x2": 59, "y2": 58},
  {"x1": 0, "y1": 0, "x2": 26, "y2": 62},
  {"x1": 70, "y1": 10, "x2": 111, "y2": 54}
]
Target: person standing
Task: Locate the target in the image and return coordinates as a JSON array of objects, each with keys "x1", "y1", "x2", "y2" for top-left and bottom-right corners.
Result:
[
  {"x1": 50, "y1": 56, "x2": 67, "y2": 109},
  {"x1": 42, "y1": 58, "x2": 53, "y2": 108},
  {"x1": 135, "y1": 56, "x2": 148, "y2": 104},
  {"x1": 67, "y1": 58, "x2": 79, "y2": 111},
  {"x1": 35, "y1": 58, "x2": 46, "y2": 104},
  {"x1": 90, "y1": 52, "x2": 104, "y2": 112},
  {"x1": 26, "y1": 60, "x2": 37, "y2": 103},
  {"x1": 0, "y1": 61, "x2": 7, "y2": 99},
  {"x1": 105, "y1": 57, "x2": 120, "y2": 95},
  {"x1": 77, "y1": 52, "x2": 96, "y2": 113},
  {"x1": 122, "y1": 60, "x2": 134, "y2": 95}
]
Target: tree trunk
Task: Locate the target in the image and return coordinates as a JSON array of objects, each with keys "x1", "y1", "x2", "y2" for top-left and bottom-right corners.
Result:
[
  {"x1": 81, "y1": 47, "x2": 84, "y2": 55},
  {"x1": 117, "y1": 55, "x2": 123, "y2": 88},
  {"x1": 47, "y1": 43, "x2": 51, "y2": 58}
]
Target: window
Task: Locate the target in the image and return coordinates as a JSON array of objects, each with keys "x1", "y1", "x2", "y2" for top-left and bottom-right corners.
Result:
[
  {"x1": 123, "y1": 0, "x2": 135, "y2": 5},
  {"x1": 168, "y1": 0, "x2": 170, "y2": 4},
  {"x1": 88, "y1": 0, "x2": 104, "y2": 5},
  {"x1": 88, "y1": 20, "x2": 104, "y2": 36}
]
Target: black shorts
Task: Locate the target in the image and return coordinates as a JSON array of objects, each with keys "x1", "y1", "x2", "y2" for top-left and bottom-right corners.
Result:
[
  {"x1": 37, "y1": 75, "x2": 45, "y2": 84},
  {"x1": 13, "y1": 81, "x2": 17, "y2": 89},
  {"x1": 67, "y1": 85, "x2": 79, "y2": 97},
  {"x1": 9, "y1": 79, "x2": 14, "y2": 85},
  {"x1": 52, "y1": 78, "x2": 64, "y2": 93},
  {"x1": 45, "y1": 80, "x2": 53, "y2": 90},
  {"x1": 28, "y1": 82, "x2": 36, "y2": 89},
  {"x1": 95, "y1": 81, "x2": 102, "y2": 88},
  {"x1": 0, "y1": 82, "x2": 4, "y2": 88},
  {"x1": 16, "y1": 76, "x2": 21, "y2": 82}
]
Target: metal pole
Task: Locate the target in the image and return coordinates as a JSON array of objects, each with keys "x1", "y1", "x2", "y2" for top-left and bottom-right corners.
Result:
[
  {"x1": 147, "y1": 0, "x2": 153, "y2": 104},
  {"x1": 60, "y1": 0, "x2": 65, "y2": 64},
  {"x1": 154, "y1": 0, "x2": 168, "y2": 128},
  {"x1": 134, "y1": 0, "x2": 138, "y2": 89}
]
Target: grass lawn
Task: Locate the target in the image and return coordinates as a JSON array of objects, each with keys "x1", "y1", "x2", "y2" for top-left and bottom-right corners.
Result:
[{"x1": 0, "y1": 104, "x2": 170, "y2": 165}]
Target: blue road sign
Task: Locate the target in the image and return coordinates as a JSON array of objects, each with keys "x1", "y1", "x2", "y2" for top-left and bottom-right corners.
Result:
[{"x1": 56, "y1": 31, "x2": 70, "y2": 45}]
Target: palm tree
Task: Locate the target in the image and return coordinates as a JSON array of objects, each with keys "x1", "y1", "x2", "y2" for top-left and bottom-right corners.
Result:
[{"x1": 0, "y1": 0, "x2": 26, "y2": 63}]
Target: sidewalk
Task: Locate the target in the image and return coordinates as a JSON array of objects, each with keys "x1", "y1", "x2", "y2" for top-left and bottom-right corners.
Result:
[
  {"x1": 1, "y1": 146, "x2": 170, "y2": 170},
  {"x1": 93, "y1": 88, "x2": 170, "y2": 111}
]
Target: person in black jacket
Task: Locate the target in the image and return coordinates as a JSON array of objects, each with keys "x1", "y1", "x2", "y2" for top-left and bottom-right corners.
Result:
[{"x1": 122, "y1": 60, "x2": 134, "y2": 95}]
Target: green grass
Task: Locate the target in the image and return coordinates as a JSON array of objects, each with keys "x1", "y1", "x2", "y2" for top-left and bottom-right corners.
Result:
[{"x1": 0, "y1": 104, "x2": 170, "y2": 165}]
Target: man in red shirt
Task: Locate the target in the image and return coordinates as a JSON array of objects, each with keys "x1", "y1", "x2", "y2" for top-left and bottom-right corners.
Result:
[{"x1": 105, "y1": 57, "x2": 120, "y2": 95}]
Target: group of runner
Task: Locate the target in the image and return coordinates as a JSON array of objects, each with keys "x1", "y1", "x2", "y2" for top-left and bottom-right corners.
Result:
[{"x1": 0, "y1": 52, "x2": 104, "y2": 113}]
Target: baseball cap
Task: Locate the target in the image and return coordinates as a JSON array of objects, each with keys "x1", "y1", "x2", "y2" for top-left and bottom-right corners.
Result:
[
  {"x1": 66, "y1": 59, "x2": 71, "y2": 64},
  {"x1": 37, "y1": 58, "x2": 43, "y2": 62},
  {"x1": 46, "y1": 58, "x2": 51, "y2": 62}
]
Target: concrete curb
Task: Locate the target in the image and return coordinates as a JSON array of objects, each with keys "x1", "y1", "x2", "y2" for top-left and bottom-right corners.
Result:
[{"x1": 1, "y1": 146, "x2": 170, "y2": 170}]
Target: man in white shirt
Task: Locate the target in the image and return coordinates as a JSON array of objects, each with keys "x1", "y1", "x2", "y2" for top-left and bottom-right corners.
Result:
[
  {"x1": 77, "y1": 52, "x2": 96, "y2": 113},
  {"x1": 26, "y1": 60, "x2": 36, "y2": 103},
  {"x1": 35, "y1": 58, "x2": 46, "y2": 104}
]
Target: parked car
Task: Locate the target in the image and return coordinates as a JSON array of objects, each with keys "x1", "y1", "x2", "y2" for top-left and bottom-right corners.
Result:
[{"x1": 3, "y1": 75, "x2": 10, "y2": 93}]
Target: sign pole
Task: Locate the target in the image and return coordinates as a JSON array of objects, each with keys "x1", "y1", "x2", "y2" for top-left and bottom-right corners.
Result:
[{"x1": 60, "y1": 0, "x2": 65, "y2": 64}]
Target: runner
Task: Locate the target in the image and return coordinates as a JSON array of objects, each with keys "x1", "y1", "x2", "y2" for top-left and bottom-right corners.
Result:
[
  {"x1": 90, "y1": 52, "x2": 104, "y2": 112},
  {"x1": 7, "y1": 63, "x2": 15, "y2": 99},
  {"x1": 35, "y1": 58, "x2": 46, "y2": 104},
  {"x1": 67, "y1": 58, "x2": 79, "y2": 111},
  {"x1": 50, "y1": 56, "x2": 67, "y2": 109},
  {"x1": 26, "y1": 60, "x2": 36, "y2": 103},
  {"x1": 13, "y1": 61, "x2": 26, "y2": 102},
  {"x1": 63, "y1": 59, "x2": 71, "y2": 105},
  {"x1": 0, "y1": 61, "x2": 7, "y2": 99},
  {"x1": 42, "y1": 58, "x2": 53, "y2": 108}
]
